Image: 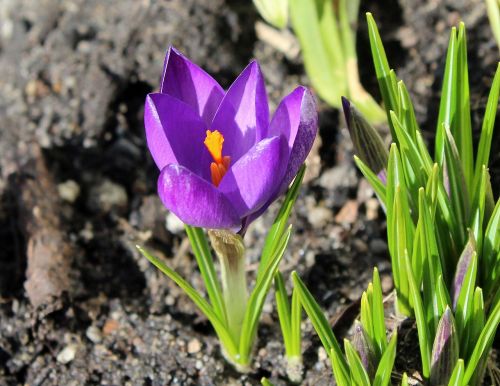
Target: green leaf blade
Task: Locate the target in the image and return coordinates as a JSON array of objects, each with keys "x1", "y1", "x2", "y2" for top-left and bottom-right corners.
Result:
[
  {"x1": 435, "y1": 27, "x2": 458, "y2": 165},
  {"x1": 292, "y1": 272, "x2": 350, "y2": 384},
  {"x1": 137, "y1": 245, "x2": 237, "y2": 356},
  {"x1": 239, "y1": 226, "x2": 292, "y2": 363},
  {"x1": 274, "y1": 271, "x2": 292, "y2": 353},
  {"x1": 404, "y1": 250, "x2": 431, "y2": 377},
  {"x1": 473, "y1": 63, "x2": 500, "y2": 194},
  {"x1": 345, "y1": 340, "x2": 371, "y2": 386},
  {"x1": 185, "y1": 225, "x2": 227, "y2": 325},
  {"x1": 373, "y1": 332, "x2": 397, "y2": 386}
]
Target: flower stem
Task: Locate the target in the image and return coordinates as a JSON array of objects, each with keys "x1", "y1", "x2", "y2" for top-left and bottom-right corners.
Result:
[{"x1": 208, "y1": 230, "x2": 248, "y2": 346}]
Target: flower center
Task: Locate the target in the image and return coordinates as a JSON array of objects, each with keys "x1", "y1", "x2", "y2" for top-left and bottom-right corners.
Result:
[{"x1": 204, "y1": 130, "x2": 231, "y2": 187}]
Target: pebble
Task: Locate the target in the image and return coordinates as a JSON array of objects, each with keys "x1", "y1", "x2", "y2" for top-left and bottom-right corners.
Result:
[
  {"x1": 357, "y1": 178, "x2": 375, "y2": 203},
  {"x1": 85, "y1": 325, "x2": 102, "y2": 343},
  {"x1": 79, "y1": 221, "x2": 94, "y2": 241},
  {"x1": 317, "y1": 346, "x2": 327, "y2": 362},
  {"x1": 353, "y1": 239, "x2": 368, "y2": 253},
  {"x1": 165, "y1": 294, "x2": 176, "y2": 306},
  {"x1": 335, "y1": 200, "x2": 358, "y2": 224},
  {"x1": 187, "y1": 338, "x2": 201, "y2": 354},
  {"x1": 56, "y1": 344, "x2": 77, "y2": 364},
  {"x1": 307, "y1": 206, "x2": 332, "y2": 228},
  {"x1": 58, "y1": 180, "x2": 81, "y2": 203},
  {"x1": 318, "y1": 164, "x2": 357, "y2": 190},
  {"x1": 381, "y1": 274, "x2": 394, "y2": 293},
  {"x1": 370, "y1": 239, "x2": 388, "y2": 254},
  {"x1": 397, "y1": 26, "x2": 419, "y2": 48},
  {"x1": 103, "y1": 319, "x2": 120, "y2": 335},
  {"x1": 88, "y1": 179, "x2": 128, "y2": 214},
  {"x1": 366, "y1": 198, "x2": 380, "y2": 220}
]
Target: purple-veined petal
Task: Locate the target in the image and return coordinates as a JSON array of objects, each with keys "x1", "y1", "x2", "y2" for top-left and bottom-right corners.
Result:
[
  {"x1": 144, "y1": 93, "x2": 212, "y2": 180},
  {"x1": 158, "y1": 164, "x2": 240, "y2": 229},
  {"x1": 210, "y1": 61, "x2": 269, "y2": 162},
  {"x1": 160, "y1": 47, "x2": 225, "y2": 125},
  {"x1": 269, "y1": 86, "x2": 318, "y2": 192},
  {"x1": 218, "y1": 136, "x2": 288, "y2": 218}
]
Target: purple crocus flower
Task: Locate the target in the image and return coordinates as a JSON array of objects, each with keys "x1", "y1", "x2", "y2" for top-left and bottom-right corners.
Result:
[{"x1": 144, "y1": 47, "x2": 317, "y2": 231}]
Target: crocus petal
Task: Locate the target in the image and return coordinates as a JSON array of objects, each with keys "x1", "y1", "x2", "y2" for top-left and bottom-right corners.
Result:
[
  {"x1": 241, "y1": 88, "x2": 317, "y2": 231},
  {"x1": 269, "y1": 86, "x2": 318, "y2": 192},
  {"x1": 158, "y1": 164, "x2": 240, "y2": 229},
  {"x1": 211, "y1": 61, "x2": 269, "y2": 162},
  {"x1": 144, "y1": 93, "x2": 212, "y2": 180},
  {"x1": 160, "y1": 47, "x2": 225, "y2": 125},
  {"x1": 218, "y1": 136, "x2": 288, "y2": 218}
]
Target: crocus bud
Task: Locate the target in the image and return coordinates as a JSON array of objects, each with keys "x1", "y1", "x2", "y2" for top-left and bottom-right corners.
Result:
[
  {"x1": 352, "y1": 321, "x2": 376, "y2": 377},
  {"x1": 452, "y1": 233, "x2": 476, "y2": 309},
  {"x1": 430, "y1": 308, "x2": 459, "y2": 385},
  {"x1": 342, "y1": 97, "x2": 389, "y2": 183}
]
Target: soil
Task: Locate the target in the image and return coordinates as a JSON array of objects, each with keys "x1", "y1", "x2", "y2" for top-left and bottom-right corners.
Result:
[{"x1": 0, "y1": 0, "x2": 498, "y2": 385}]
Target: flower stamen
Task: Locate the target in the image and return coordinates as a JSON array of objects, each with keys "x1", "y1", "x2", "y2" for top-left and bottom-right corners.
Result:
[{"x1": 204, "y1": 130, "x2": 231, "y2": 186}]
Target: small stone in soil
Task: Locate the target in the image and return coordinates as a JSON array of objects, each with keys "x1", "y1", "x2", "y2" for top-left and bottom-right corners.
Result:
[
  {"x1": 317, "y1": 346, "x2": 327, "y2": 362},
  {"x1": 102, "y1": 319, "x2": 120, "y2": 335},
  {"x1": 318, "y1": 164, "x2": 357, "y2": 190},
  {"x1": 366, "y1": 198, "x2": 380, "y2": 220},
  {"x1": 307, "y1": 206, "x2": 332, "y2": 228},
  {"x1": 353, "y1": 239, "x2": 368, "y2": 253},
  {"x1": 88, "y1": 179, "x2": 128, "y2": 214},
  {"x1": 335, "y1": 200, "x2": 358, "y2": 224},
  {"x1": 56, "y1": 344, "x2": 77, "y2": 364},
  {"x1": 381, "y1": 274, "x2": 393, "y2": 293},
  {"x1": 370, "y1": 239, "x2": 388, "y2": 254},
  {"x1": 187, "y1": 338, "x2": 201, "y2": 354},
  {"x1": 165, "y1": 294, "x2": 176, "y2": 306},
  {"x1": 85, "y1": 325, "x2": 102, "y2": 343},
  {"x1": 57, "y1": 180, "x2": 81, "y2": 203}
]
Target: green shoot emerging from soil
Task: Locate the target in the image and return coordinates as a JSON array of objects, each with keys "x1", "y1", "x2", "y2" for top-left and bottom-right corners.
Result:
[
  {"x1": 344, "y1": 14, "x2": 500, "y2": 385},
  {"x1": 274, "y1": 271, "x2": 303, "y2": 382},
  {"x1": 292, "y1": 268, "x2": 397, "y2": 386},
  {"x1": 486, "y1": 0, "x2": 500, "y2": 52}
]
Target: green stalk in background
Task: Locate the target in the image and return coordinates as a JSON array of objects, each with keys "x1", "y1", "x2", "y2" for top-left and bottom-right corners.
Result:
[
  {"x1": 289, "y1": 0, "x2": 386, "y2": 124},
  {"x1": 253, "y1": 0, "x2": 386, "y2": 124},
  {"x1": 485, "y1": 0, "x2": 500, "y2": 51},
  {"x1": 253, "y1": 0, "x2": 288, "y2": 30}
]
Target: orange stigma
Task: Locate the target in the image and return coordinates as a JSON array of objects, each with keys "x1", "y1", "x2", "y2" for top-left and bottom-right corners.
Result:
[{"x1": 204, "y1": 130, "x2": 231, "y2": 186}]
